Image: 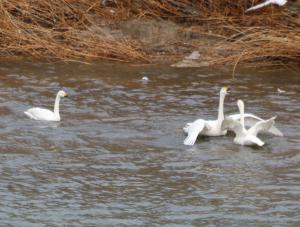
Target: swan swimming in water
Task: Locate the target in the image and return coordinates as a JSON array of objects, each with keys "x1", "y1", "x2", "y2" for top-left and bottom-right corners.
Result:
[
  {"x1": 246, "y1": 0, "x2": 287, "y2": 12},
  {"x1": 183, "y1": 87, "x2": 230, "y2": 146},
  {"x1": 227, "y1": 112, "x2": 283, "y2": 136},
  {"x1": 24, "y1": 90, "x2": 68, "y2": 121},
  {"x1": 222, "y1": 100, "x2": 276, "y2": 146}
]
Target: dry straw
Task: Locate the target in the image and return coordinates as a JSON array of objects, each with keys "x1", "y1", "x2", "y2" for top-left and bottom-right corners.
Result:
[{"x1": 0, "y1": 0, "x2": 148, "y2": 62}]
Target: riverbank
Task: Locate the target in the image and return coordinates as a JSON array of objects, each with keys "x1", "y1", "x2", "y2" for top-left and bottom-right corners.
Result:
[{"x1": 0, "y1": 0, "x2": 299, "y2": 69}]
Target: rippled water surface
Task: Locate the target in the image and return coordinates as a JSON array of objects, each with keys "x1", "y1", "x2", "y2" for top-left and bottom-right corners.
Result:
[{"x1": 0, "y1": 61, "x2": 299, "y2": 226}]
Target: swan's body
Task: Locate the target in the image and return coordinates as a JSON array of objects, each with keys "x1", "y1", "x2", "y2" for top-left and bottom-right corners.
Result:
[
  {"x1": 246, "y1": 0, "x2": 287, "y2": 12},
  {"x1": 222, "y1": 100, "x2": 276, "y2": 146},
  {"x1": 183, "y1": 87, "x2": 229, "y2": 146},
  {"x1": 25, "y1": 108, "x2": 60, "y2": 121},
  {"x1": 24, "y1": 90, "x2": 68, "y2": 121}
]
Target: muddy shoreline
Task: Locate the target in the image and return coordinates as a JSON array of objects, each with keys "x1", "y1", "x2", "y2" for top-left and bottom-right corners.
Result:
[{"x1": 101, "y1": 19, "x2": 222, "y2": 66}]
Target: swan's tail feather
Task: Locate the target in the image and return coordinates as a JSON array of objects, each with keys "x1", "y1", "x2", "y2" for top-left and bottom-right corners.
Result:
[
  {"x1": 251, "y1": 136, "x2": 265, "y2": 147},
  {"x1": 24, "y1": 111, "x2": 33, "y2": 119},
  {"x1": 256, "y1": 140, "x2": 264, "y2": 147}
]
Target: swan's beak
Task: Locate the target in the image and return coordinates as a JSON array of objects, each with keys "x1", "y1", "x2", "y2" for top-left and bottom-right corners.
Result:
[
  {"x1": 225, "y1": 86, "x2": 230, "y2": 93},
  {"x1": 64, "y1": 93, "x2": 68, "y2": 97}
]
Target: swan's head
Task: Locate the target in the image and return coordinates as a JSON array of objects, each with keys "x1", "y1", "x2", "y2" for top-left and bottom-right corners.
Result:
[
  {"x1": 220, "y1": 86, "x2": 230, "y2": 96},
  {"x1": 237, "y1": 99, "x2": 244, "y2": 109},
  {"x1": 58, "y1": 90, "x2": 68, "y2": 98}
]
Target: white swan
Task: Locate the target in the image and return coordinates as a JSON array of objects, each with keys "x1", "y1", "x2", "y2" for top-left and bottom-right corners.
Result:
[
  {"x1": 222, "y1": 100, "x2": 276, "y2": 146},
  {"x1": 246, "y1": 0, "x2": 287, "y2": 12},
  {"x1": 24, "y1": 90, "x2": 68, "y2": 121},
  {"x1": 183, "y1": 87, "x2": 230, "y2": 146},
  {"x1": 227, "y1": 113, "x2": 283, "y2": 136}
]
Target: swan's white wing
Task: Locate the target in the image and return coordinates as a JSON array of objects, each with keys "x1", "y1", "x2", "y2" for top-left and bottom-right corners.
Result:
[
  {"x1": 24, "y1": 108, "x2": 56, "y2": 121},
  {"x1": 246, "y1": 0, "x2": 272, "y2": 12},
  {"x1": 271, "y1": 0, "x2": 287, "y2": 6},
  {"x1": 221, "y1": 118, "x2": 243, "y2": 135},
  {"x1": 228, "y1": 113, "x2": 283, "y2": 136},
  {"x1": 248, "y1": 116, "x2": 276, "y2": 137},
  {"x1": 246, "y1": 0, "x2": 287, "y2": 12},
  {"x1": 183, "y1": 119, "x2": 206, "y2": 146},
  {"x1": 228, "y1": 113, "x2": 263, "y2": 124}
]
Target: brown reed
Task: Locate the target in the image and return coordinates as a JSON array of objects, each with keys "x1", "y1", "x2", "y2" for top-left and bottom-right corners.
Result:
[{"x1": 0, "y1": 0, "x2": 148, "y2": 62}]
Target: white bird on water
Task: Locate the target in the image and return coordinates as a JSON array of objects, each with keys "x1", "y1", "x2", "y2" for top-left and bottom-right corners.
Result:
[
  {"x1": 277, "y1": 88, "x2": 286, "y2": 94},
  {"x1": 246, "y1": 0, "x2": 287, "y2": 12},
  {"x1": 24, "y1": 90, "x2": 68, "y2": 121},
  {"x1": 222, "y1": 100, "x2": 276, "y2": 146},
  {"x1": 183, "y1": 87, "x2": 230, "y2": 146},
  {"x1": 227, "y1": 113, "x2": 283, "y2": 136}
]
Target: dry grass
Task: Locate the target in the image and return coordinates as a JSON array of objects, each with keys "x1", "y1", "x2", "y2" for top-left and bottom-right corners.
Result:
[
  {"x1": 0, "y1": 0, "x2": 299, "y2": 68},
  {"x1": 0, "y1": 0, "x2": 148, "y2": 62}
]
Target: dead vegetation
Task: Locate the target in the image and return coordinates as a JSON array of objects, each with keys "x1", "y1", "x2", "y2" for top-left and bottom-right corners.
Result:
[
  {"x1": 0, "y1": 0, "x2": 299, "y2": 68},
  {"x1": 0, "y1": 0, "x2": 147, "y2": 62}
]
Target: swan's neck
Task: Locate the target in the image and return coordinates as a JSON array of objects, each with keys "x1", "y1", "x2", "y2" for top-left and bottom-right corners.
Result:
[
  {"x1": 239, "y1": 103, "x2": 245, "y2": 129},
  {"x1": 217, "y1": 93, "x2": 225, "y2": 122},
  {"x1": 53, "y1": 94, "x2": 61, "y2": 119}
]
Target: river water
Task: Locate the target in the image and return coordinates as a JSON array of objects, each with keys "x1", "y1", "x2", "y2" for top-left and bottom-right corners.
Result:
[{"x1": 0, "y1": 61, "x2": 299, "y2": 226}]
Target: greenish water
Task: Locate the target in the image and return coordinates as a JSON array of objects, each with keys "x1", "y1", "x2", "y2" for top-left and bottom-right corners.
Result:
[{"x1": 0, "y1": 61, "x2": 299, "y2": 226}]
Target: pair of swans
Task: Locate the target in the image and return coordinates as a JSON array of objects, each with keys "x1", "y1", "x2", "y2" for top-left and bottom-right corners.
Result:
[
  {"x1": 24, "y1": 90, "x2": 68, "y2": 121},
  {"x1": 183, "y1": 87, "x2": 283, "y2": 146}
]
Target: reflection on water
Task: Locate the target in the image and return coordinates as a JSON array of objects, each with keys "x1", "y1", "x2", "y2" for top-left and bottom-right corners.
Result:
[{"x1": 0, "y1": 61, "x2": 299, "y2": 225}]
